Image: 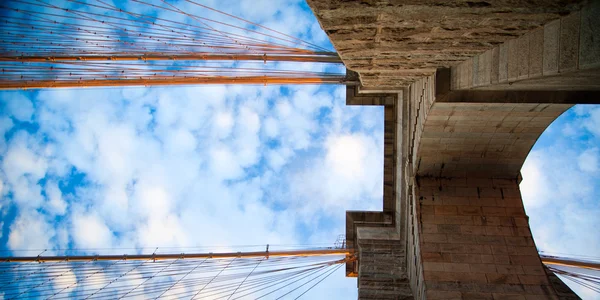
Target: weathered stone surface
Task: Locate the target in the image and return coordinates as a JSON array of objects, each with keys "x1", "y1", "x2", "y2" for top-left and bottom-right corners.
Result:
[
  {"x1": 517, "y1": 35, "x2": 530, "y2": 80},
  {"x1": 559, "y1": 11, "x2": 581, "y2": 73},
  {"x1": 529, "y1": 28, "x2": 544, "y2": 78},
  {"x1": 508, "y1": 38, "x2": 519, "y2": 81},
  {"x1": 543, "y1": 19, "x2": 561, "y2": 75},
  {"x1": 499, "y1": 43, "x2": 509, "y2": 83},
  {"x1": 447, "y1": 3, "x2": 600, "y2": 91},
  {"x1": 357, "y1": 227, "x2": 413, "y2": 299},
  {"x1": 321, "y1": 2, "x2": 592, "y2": 300},
  {"x1": 307, "y1": 0, "x2": 584, "y2": 87},
  {"x1": 416, "y1": 101, "x2": 572, "y2": 178},
  {"x1": 491, "y1": 47, "x2": 500, "y2": 84},
  {"x1": 579, "y1": 0, "x2": 600, "y2": 69}
]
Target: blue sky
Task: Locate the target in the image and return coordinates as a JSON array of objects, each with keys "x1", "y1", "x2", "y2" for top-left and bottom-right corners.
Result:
[
  {"x1": 0, "y1": 0, "x2": 599, "y2": 298},
  {"x1": 0, "y1": 84, "x2": 384, "y2": 298},
  {"x1": 520, "y1": 105, "x2": 600, "y2": 299}
]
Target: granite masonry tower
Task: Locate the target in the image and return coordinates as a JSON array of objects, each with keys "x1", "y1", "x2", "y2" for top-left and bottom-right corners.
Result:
[{"x1": 307, "y1": 1, "x2": 600, "y2": 299}]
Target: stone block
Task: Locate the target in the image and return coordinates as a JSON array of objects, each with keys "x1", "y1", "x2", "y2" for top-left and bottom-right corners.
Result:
[
  {"x1": 422, "y1": 205, "x2": 435, "y2": 214},
  {"x1": 465, "y1": 244, "x2": 492, "y2": 255},
  {"x1": 507, "y1": 39, "x2": 519, "y2": 81},
  {"x1": 451, "y1": 65, "x2": 460, "y2": 90},
  {"x1": 444, "y1": 196, "x2": 471, "y2": 206},
  {"x1": 516, "y1": 227, "x2": 532, "y2": 237},
  {"x1": 517, "y1": 35, "x2": 530, "y2": 80},
  {"x1": 445, "y1": 262, "x2": 472, "y2": 272},
  {"x1": 580, "y1": 0, "x2": 600, "y2": 69},
  {"x1": 509, "y1": 255, "x2": 540, "y2": 266},
  {"x1": 481, "y1": 255, "x2": 495, "y2": 264},
  {"x1": 559, "y1": 11, "x2": 580, "y2": 73},
  {"x1": 445, "y1": 215, "x2": 474, "y2": 225},
  {"x1": 473, "y1": 197, "x2": 498, "y2": 207},
  {"x1": 461, "y1": 59, "x2": 474, "y2": 89},
  {"x1": 499, "y1": 43, "x2": 509, "y2": 83},
  {"x1": 480, "y1": 50, "x2": 492, "y2": 87},
  {"x1": 505, "y1": 207, "x2": 526, "y2": 216},
  {"x1": 522, "y1": 265, "x2": 545, "y2": 276},
  {"x1": 438, "y1": 224, "x2": 461, "y2": 234},
  {"x1": 524, "y1": 295, "x2": 554, "y2": 300},
  {"x1": 447, "y1": 234, "x2": 477, "y2": 244},
  {"x1": 483, "y1": 207, "x2": 507, "y2": 216},
  {"x1": 461, "y1": 292, "x2": 494, "y2": 299},
  {"x1": 505, "y1": 236, "x2": 534, "y2": 247},
  {"x1": 528, "y1": 28, "x2": 544, "y2": 78},
  {"x1": 423, "y1": 223, "x2": 439, "y2": 233},
  {"x1": 427, "y1": 290, "x2": 462, "y2": 299},
  {"x1": 543, "y1": 19, "x2": 560, "y2": 75},
  {"x1": 423, "y1": 252, "x2": 452, "y2": 263},
  {"x1": 518, "y1": 275, "x2": 549, "y2": 285},
  {"x1": 439, "y1": 243, "x2": 465, "y2": 254},
  {"x1": 424, "y1": 261, "x2": 445, "y2": 272},
  {"x1": 435, "y1": 206, "x2": 458, "y2": 215},
  {"x1": 477, "y1": 235, "x2": 506, "y2": 246},
  {"x1": 451, "y1": 254, "x2": 482, "y2": 264},
  {"x1": 423, "y1": 233, "x2": 448, "y2": 243},
  {"x1": 492, "y1": 47, "x2": 500, "y2": 84},
  {"x1": 492, "y1": 293, "x2": 526, "y2": 300},
  {"x1": 458, "y1": 206, "x2": 482, "y2": 215},
  {"x1": 473, "y1": 55, "x2": 480, "y2": 87},
  {"x1": 485, "y1": 226, "x2": 509, "y2": 236},
  {"x1": 490, "y1": 245, "x2": 509, "y2": 255},
  {"x1": 507, "y1": 246, "x2": 538, "y2": 256},
  {"x1": 487, "y1": 274, "x2": 521, "y2": 284},
  {"x1": 494, "y1": 254, "x2": 511, "y2": 265},
  {"x1": 461, "y1": 225, "x2": 486, "y2": 235},
  {"x1": 497, "y1": 265, "x2": 525, "y2": 275},
  {"x1": 471, "y1": 264, "x2": 498, "y2": 274}
]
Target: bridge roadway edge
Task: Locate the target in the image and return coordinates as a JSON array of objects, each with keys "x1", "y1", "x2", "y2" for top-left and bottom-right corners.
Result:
[{"x1": 307, "y1": 0, "x2": 600, "y2": 299}]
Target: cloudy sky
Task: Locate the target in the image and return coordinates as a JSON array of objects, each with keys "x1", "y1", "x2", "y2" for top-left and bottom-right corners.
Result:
[{"x1": 0, "y1": 0, "x2": 598, "y2": 298}]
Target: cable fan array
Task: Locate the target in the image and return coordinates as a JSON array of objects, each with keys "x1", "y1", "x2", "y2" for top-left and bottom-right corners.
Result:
[
  {"x1": 540, "y1": 252, "x2": 600, "y2": 296},
  {"x1": 548, "y1": 266, "x2": 600, "y2": 295},
  {"x1": 0, "y1": 0, "x2": 348, "y2": 89},
  {"x1": 0, "y1": 252, "x2": 350, "y2": 299}
]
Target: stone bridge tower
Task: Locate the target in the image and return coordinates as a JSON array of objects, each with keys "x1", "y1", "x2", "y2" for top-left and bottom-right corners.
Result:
[{"x1": 307, "y1": 1, "x2": 600, "y2": 299}]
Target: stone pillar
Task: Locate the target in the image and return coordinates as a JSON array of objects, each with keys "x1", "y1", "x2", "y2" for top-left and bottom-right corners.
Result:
[
  {"x1": 416, "y1": 177, "x2": 577, "y2": 299},
  {"x1": 318, "y1": 1, "x2": 600, "y2": 298},
  {"x1": 400, "y1": 71, "x2": 583, "y2": 299},
  {"x1": 355, "y1": 227, "x2": 412, "y2": 299}
]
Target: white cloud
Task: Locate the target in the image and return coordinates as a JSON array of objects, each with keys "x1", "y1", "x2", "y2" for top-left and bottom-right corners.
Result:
[
  {"x1": 326, "y1": 134, "x2": 371, "y2": 180},
  {"x1": 71, "y1": 212, "x2": 114, "y2": 249},
  {"x1": 577, "y1": 148, "x2": 599, "y2": 173},
  {"x1": 3, "y1": 93, "x2": 34, "y2": 122},
  {"x1": 136, "y1": 213, "x2": 188, "y2": 248},
  {"x1": 0, "y1": 116, "x2": 13, "y2": 134},
  {"x1": 234, "y1": 105, "x2": 261, "y2": 167},
  {"x1": 2, "y1": 131, "x2": 48, "y2": 208},
  {"x1": 209, "y1": 144, "x2": 244, "y2": 180},
  {"x1": 520, "y1": 153, "x2": 549, "y2": 209},
  {"x1": 8, "y1": 211, "x2": 55, "y2": 251},
  {"x1": 582, "y1": 106, "x2": 600, "y2": 137},
  {"x1": 45, "y1": 181, "x2": 67, "y2": 216},
  {"x1": 53, "y1": 268, "x2": 78, "y2": 293},
  {"x1": 267, "y1": 147, "x2": 292, "y2": 171},
  {"x1": 133, "y1": 184, "x2": 172, "y2": 219},
  {"x1": 263, "y1": 117, "x2": 279, "y2": 138},
  {"x1": 213, "y1": 111, "x2": 234, "y2": 139}
]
